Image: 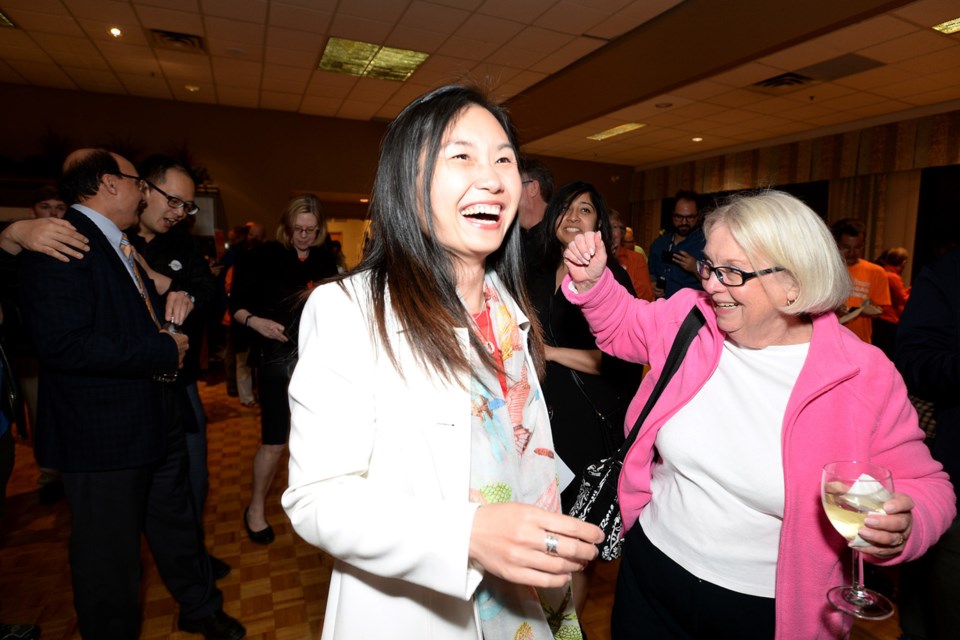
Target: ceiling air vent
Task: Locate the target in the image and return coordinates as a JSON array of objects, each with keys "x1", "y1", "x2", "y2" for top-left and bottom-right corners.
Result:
[
  {"x1": 795, "y1": 54, "x2": 883, "y2": 81},
  {"x1": 149, "y1": 29, "x2": 207, "y2": 54},
  {"x1": 750, "y1": 71, "x2": 814, "y2": 95}
]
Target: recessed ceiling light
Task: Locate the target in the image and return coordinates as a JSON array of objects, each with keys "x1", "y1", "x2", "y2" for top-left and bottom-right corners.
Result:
[
  {"x1": 655, "y1": 102, "x2": 673, "y2": 109},
  {"x1": 586, "y1": 123, "x2": 646, "y2": 141},
  {"x1": 184, "y1": 84, "x2": 200, "y2": 92},
  {"x1": 318, "y1": 37, "x2": 429, "y2": 81},
  {"x1": 0, "y1": 10, "x2": 15, "y2": 27},
  {"x1": 109, "y1": 27, "x2": 123, "y2": 37},
  {"x1": 360, "y1": 198, "x2": 369, "y2": 203},
  {"x1": 691, "y1": 137, "x2": 704, "y2": 142},
  {"x1": 932, "y1": 17, "x2": 960, "y2": 34}
]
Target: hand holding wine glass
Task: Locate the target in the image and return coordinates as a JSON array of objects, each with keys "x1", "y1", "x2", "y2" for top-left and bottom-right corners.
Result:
[{"x1": 821, "y1": 460, "x2": 900, "y2": 620}]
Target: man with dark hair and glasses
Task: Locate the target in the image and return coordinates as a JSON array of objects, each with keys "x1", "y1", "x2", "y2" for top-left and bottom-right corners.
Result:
[
  {"x1": 649, "y1": 189, "x2": 706, "y2": 299},
  {"x1": 18, "y1": 148, "x2": 245, "y2": 639},
  {"x1": 124, "y1": 155, "x2": 227, "y2": 580}
]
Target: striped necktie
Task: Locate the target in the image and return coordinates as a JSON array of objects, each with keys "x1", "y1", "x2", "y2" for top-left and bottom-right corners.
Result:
[{"x1": 120, "y1": 233, "x2": 161, "y2": 329}]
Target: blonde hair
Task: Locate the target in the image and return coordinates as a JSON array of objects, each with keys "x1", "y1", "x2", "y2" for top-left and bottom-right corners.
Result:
[
  {"x1": 275, "y1": 194, "x2": 327, "y2": 249},
  {"x1": 704, "y1": 190, "x2": 850, "y2": 315}
]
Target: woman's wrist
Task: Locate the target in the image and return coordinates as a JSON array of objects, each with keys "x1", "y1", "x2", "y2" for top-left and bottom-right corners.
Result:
[{"x1": 244, "y1": 314, "x2": 256, "y2": 327}]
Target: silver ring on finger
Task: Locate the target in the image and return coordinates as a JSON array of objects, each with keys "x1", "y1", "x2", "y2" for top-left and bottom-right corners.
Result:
[{"x1": 544, "y1": 533, "x2": 559, "y2": 556}]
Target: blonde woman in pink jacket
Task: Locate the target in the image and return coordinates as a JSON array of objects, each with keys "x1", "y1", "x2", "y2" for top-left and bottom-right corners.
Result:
[{"x1": 562, "y1": 190, "x2": 955, "y2": 639}]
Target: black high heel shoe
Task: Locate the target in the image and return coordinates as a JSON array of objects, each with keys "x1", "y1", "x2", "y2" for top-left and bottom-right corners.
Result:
[{"x1": 243, "y1": 507, "x2": 275, "y2": 545}]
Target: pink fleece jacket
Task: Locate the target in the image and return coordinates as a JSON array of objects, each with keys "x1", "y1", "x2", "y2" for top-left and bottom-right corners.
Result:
[{"x1": 564, "y1": 270, "x2": 956, "y2": 639}]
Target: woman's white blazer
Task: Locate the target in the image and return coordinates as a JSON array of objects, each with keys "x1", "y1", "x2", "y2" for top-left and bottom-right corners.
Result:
[{"x1": 282, "y1": 272, "x2": 546, "y2": 640}]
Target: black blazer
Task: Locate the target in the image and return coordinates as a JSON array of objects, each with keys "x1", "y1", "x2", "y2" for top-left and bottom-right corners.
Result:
[{"x1": 18, "y1": 207, "x2": 178, "y2": 472}]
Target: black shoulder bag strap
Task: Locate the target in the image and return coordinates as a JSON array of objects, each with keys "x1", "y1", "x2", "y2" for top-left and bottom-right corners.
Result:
[{"x1": 615, "y1": 306, "x2": 706, "y2": 459}]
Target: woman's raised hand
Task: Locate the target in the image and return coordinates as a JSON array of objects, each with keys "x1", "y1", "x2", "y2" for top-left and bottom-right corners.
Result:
[
  {"x1": 469, "y1": 502, "x2": 604, "y2": 589},
  {"x1": 563, "y1": 231, "x2": 606, "y2": 293}
]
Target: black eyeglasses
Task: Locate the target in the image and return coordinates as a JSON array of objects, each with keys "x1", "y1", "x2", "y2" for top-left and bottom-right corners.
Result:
[
  {"x1": 114, "y1": 172, "x2": 143, "y2": 183},
  {"x1": 143, "y1": 179, "x2": 199, "y2": 215},
  {"x1": 696, "y1": 259, "x2": 784, "y2": 287},
  {"x1": 672, "y1": 214, "x2": 698, "y2": 221}
]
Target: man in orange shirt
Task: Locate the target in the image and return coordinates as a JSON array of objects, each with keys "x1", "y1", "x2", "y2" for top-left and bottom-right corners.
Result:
[
  {"x1": 831, "y1": 218, "x2": 890, "y2": 344},
  {"x1": 610, "y1": 209, "x2": 653, "y2": 300}
]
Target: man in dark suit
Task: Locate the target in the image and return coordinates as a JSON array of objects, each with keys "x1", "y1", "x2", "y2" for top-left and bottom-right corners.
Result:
[{"x1": 18, "y1": 149, "x2": 244, "y2": 640}]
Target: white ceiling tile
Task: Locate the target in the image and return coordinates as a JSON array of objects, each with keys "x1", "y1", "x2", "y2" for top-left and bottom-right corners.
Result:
[
  {"x1": 263, "y1": 47, "x2": 316, "y2": 68},
  {"x1": 266, "y1": 26, "x2": 324, "y2": 53},
  {"x1": 0, "y1": 39, "x2": 53, "y2": 63},
  {"x1": 305, "y1": 70, "x2": 357, "y2": 97},
  {"x1": 201, "y1": 0, "x2": 267, "y2": 23},
  {"x1": 207, "y1": 38, "x2": 262, "y2": 61},
  {"x1": 260, "y1": 75, "x2": 307, "y2": 93},
  {"x1": 6, "y1": 59, "x2": 77, "y2": 87},
  {"x1": 267, "y1": 3, "x2": 332, "y2": 34},
  {"x1": 63, "y1": 66, "x2": 124, "y2": 91},
  {"x1": 705, "y1": 88, "x2": 766, "y2": 108},
  {"x1": 134, "y1": 0, "x2": 199, "y2": 10},
  {"x1": 216, "y1": 85, "x2": 259, "y2": 107},
  {"x1": 740, "y1": 96, "x2": 807, "y2": 116},
  {"x1": 98, "y1": 42, "x2": 162, "y2": 73},
  {"x1": 299, "y1": 94, "x2": 342, "y2": 115},
  {"x1": 347, "y1": 77, "x2": 401, "y2": 102},
  {"x1": 834, "y1": 65, "x2": 916, "y2": 90},
  {"x1": 666, "y1": 102, "x2": 727, "y2": 119},
  {"x1": 30, "y1": 32, "x2": 101, "y2": 56},
  {"x1": 892, "y1": 0, "x2": 960, "y2": 28},
  {"x1": 455, "y1": 13, "x2": 524, "y2": 47},
  {"x1": 771, "y1": 103, "x2": 838, "y2": 122},
  {"x1": 339, "y1": 0, "x2": 408, "y2": 22},
  {"x1": 843, "y1": 98, "x2": 913, "y2": 118},
  {"x1": 374, "y1": 103, "x2": 403, "y2": 120},
  {"x1": 536, "y1": 1, "x2": 609, "y2": 35},
  {"x1": 507, "y1": 26, "x2": 575, "y2": 54},
  {"x1": 470, "y1": 62, "x2": 521, "y2": 88},
  {"x1": 781, "y1": 81, "x2": 856, "y2": 103},
  {"x1": 859, "y1": 29, "x2": 955, "y2": 64},
  {"x1": 399, "y1": 2, "x2": 470, "y2": 35},
  {"x1": 118, "y1": 71, "x2": 171, "y2": 97},
  {"x1": 269, "y1": 0, "x2": 335, "y2": 9},
  {"x1": 261, "y1": 63, "x2": 310, "y2": 82},
  {"x1": 806, "y1": 111, "x2": 861, "y2": 127},
  {"x1": 212, "y1": 56, "x2": 261, "y2": 77},
  {"x1": 430, "y1": 0, "x2": 483, "y2": 10},
  {"x1": 328, "y1": 13, "x2": 392, "y2": 43},
  {"x1": 259, "y1": 90, "x2": 300, "y2": 111},
  {"x1": 669, "y1": 80, "x2": 732, "y2": 101},
  {"x1": 477, "y1": 0, "x2": 554, "y2": 24},
  {"x1": 62, "y1": 0, "x2": 138, "y2": 21},
  {"x1": 47, "y1": 49, "x2": 110, "y2": 70},
  {"x1": 812, "y1": 14, "x2": 919, "y2": 52},
  {"x1": 384, "y1": 25, "x2": 448, "y2": 53},
  {"x1": 0, "y1": 60, "x2": 25, "y2": 82},
  {"x1": 4, "y1": 10, "x2": 85, "y2": 36},
  {"x1": 895, "y1": 45, "x2": 960, "y2": 74},
  {"x1": 816, "y1": 91, "x2": 887, "y2": 111},
  {"x1": 134, "y1": 5, "x2": 204, "y2": 34},
  {"x1": 904, "y1": 85, "x2": 960, "y2": 106},
  {"x1": 0, "y1": 0, "x2": 68, "y2": 14},
  {"x1": 382, "y1": 81, "x2": 434, "y2": 106},
  {"x1": 204, "y1": 16, "x2": 263, "y2": 45},
  {"x1": 871, "y1": 69, "x2": 960, "y2": 100},
  {"x1": 485, "y1": 45, "x2": 546, "y2": 69}
]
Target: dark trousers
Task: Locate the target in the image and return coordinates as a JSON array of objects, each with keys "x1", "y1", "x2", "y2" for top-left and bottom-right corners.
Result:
[
  {"x1": 612, "y1": 523, "x2": 776, "y2": 639},
  {"x1": 62, "y1": 414, "x2": 221, "y2": 639},
  {"x1": 899, "y1": 515, "x2": 960, "y2": 639}
]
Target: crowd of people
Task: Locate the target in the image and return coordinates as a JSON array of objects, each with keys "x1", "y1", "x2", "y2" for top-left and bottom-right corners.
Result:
[{"x1": 0, "y1": 82, "x2": 956, "y2": 640}]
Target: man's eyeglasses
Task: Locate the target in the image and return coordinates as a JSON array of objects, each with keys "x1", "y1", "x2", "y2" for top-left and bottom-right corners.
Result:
[
  {"x1": 143, "y1": 179, "x2": 199, "y2": 215},
  {"x1": 672, "y1": 214, "x2": 699, "y2": 222},
  {"x1": 114, "y1": 172, "x2": 142, "y2": 183},
  {"x1": 696, "y1": 259, "x2": 784, "y2": 287}
]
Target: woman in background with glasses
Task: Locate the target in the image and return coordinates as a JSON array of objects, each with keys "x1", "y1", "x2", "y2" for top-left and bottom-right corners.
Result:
[
  {"x1": 231, "y1": 195, "x2": 337, "y2": 545},
  {"x1": 561, "y1": 190, "x2": 954, "y2": 639}
]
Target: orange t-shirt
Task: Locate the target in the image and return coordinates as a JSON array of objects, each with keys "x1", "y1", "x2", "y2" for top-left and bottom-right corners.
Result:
[
  {"x1": 616, "y1": 246, "x2": 654, "y2": 301},
  {"x1": 843, "y1": 259, "x2": 891, "y2": 343}
]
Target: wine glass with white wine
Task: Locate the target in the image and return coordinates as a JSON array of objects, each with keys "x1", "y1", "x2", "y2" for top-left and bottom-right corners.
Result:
[{"x1": 821, "y1": 460, "x2": 895, "y2": 620}]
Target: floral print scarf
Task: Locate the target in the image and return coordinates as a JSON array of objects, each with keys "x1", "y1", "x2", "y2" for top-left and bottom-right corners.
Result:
[{"x1": 468, "y1": 278, "x2": 582, "y2": 640}]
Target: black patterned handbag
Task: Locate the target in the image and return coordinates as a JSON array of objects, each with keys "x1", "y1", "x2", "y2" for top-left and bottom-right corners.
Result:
[{"x1": 568, "y1": 307, "x2": 705, "y2": 560}]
